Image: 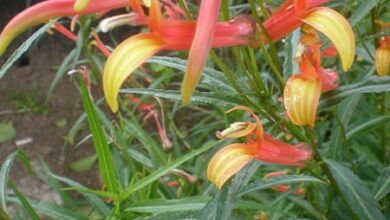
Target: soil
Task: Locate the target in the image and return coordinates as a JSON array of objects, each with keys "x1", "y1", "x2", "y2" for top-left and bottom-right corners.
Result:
[{"x1": 0, "y1": 28, "x2": 101, "y2": 205}]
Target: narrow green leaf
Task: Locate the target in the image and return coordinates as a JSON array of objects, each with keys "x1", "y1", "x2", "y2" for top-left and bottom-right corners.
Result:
[
  {"x1": 48, "y1": 172, "x2": 111, "y2": 215},
  {"x1": 147, "y1": 56, "x2": 233, "y2": 91},
  {"x1": 126, "y1": 196, "x2": 211, "y2": 213},
  {"x1": 346, "y1": 116, "x2": 390, "y2": 140},
  {"x1": 0, "y1": 21, "x2": 55, "y2": 79},
  {"x1": 16, "y1": 150, "x2": 35, "y2": 176},
  {"x1": 47, "y1": 49, "x2": 77, "y2": 101},
  {"x1": 373, "y1": 166, "x2": 390, "y2": 200},
  {"x1": 283, "y1": 29, "x2": 300, "y2": 79},
  {"x1": 239, "y1": 175, "x2": 323, "y2": 196},
  {"x1": 8, "y1": 197, "x2": 89, "y2": 220},
  {"x1": 79, "y1": 78, "x2": 118, "y2": 193},
  {"x1": 124, "y1": 115, "x2": 167, "y2": 166},
  {"x1": 348, "y1": 0, "x2": 381, "y2": 27},
  {"x1": 120, "y1": 88, "x2": 243, "y2": 108},
  {"x1": 287, "y1": 196, "x2": 325, "y2": 220},
  {"x1": 143, "y1": 210, "x2": 200, "y2": 220},
  {"x1": 320, "y1": 76, "x2": 390, "y2": 107},
  {"x1": 0, "y1": 208, "x2": 10, "y2": 220},
  {"x1": 324, "y1": 159, "x2": 385, "y2": 220},
  {"x1": 0, "y1": 150, "x2": 19, "y2": 212},
  {"x1": 9, "y1": 182, "x2": 40, "y2": 220},
  {"x1": 122, "y1": 140, "x2": 223, "y2": 199}
]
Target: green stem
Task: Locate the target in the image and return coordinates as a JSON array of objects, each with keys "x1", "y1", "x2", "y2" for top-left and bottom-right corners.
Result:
[
  {"x1": 379, "y1": 93, "x2": 388, "y2": 165},
  {"x1": 333, "y1": 107, "x2": 357, "y2": 173},
  {"x1": 178, "y1": 0, "x2": 193, "y2": 20}
]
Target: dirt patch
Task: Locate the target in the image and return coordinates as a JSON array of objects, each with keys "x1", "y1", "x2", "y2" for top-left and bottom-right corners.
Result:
[{"x1": 0, "y1": 32, "x2": 101, "y2": 204}]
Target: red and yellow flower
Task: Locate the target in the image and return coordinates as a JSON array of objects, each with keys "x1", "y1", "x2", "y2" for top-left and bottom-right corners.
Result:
[
  {"x1": 375, "y1": 37, "x2": 390, "y2": 77},
  {"x1": 283, "y1": 21, "x2": 353, "y2": 127},
  {"x1": 207, "y1": 106, "x2": 312, "y2": 189},
  {"x1": 0, "y1": 0, "x2": 355, "y2": 112}
]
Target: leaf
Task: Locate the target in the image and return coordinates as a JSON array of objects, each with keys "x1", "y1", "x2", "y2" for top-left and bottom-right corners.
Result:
[
  {"x1": 0, "y1": 150, "x2": 18, "y2": 212},
  {"x1": 9, "y1": 182, "x2": 40, "y2": 220},
  {"x1": 122, "y1": 140, "x2": 223, "y2": 199},
  {"x1": 123, "y1": 115, "x2": 166, "y2": 166},
  {"x1": 199, "y1": 161, "x2": 261, "y2": 220},
  {"x1": 68, "y1": 154, "x2": 98, "y2": 172},
  {"x1": 143, "y1": 211, "x2": 200, "y2": 220},
  {"x1": 320, "y1": 76, "x2": 390, "y2": 107},
  {"x1": 79, "y1": 77, "x2": 118, "y2": 193},
  {"x1": 348, "y1": 0, "x2": 381, "y2": 27},
  {"x1": 0, "y1": 21, "x2": 55, "y2": 79},
  {"x1": 0, "y1": 122, "x2": 16, "y2": 143},
  {"x1": 47, "y1": 49, "x2": 77, "y2": 101},
  {"x1": 48, "y1": 172, "x2": 110, "y2": 215},
  {"x1": 0, "y1": 208, "x2": 10, "y2": 220},
  {"x1": 147, "y1": 56, "x2": 233, "y2": 92},
  {"x1": 239, "y1": 175, "x2": 324, "y2": 196},
  {"x1": 120, "y1": 88, "x2": 243, "y2": 108},
  {"x1": 126, "y1": 196, "x2": 211, "y2": 213},
  {"x1": 373, "y1": 166, "x2": 390, "y2": 201},
  {"x1": 324, "y1": 159, "x2": 385, "y2": 220},
  {"x1": 8, "y1": 197, "x2": 88, "y2": 220},
  {"x1": 283, "y1": 29, "x2": 300, "y2": 79},
  {"x1": 346, "y1": 116, "x2": 390, "y2": 140}
]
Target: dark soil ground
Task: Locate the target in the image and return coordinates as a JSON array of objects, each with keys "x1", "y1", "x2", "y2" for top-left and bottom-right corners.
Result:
[{"x1": 0, "y1": 26, "x2": 101, "y2": 204}]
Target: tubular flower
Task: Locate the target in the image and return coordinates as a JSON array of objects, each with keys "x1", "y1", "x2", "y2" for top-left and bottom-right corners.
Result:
[
  {"x1": 264, "y1": 0, "x2": 355, "y2": 71},
  {"x1": 103, "y1": 0, "x2": 255, "y2": 112},
  {"x1": 207, "y1": 106, "x2": 312, "y2": 189},
  {"x1": 283, "y1": 66, "x2": 322, "y2": 127},
  {"x1": 0, "y1": 0, "x2": 129, "y2": 57},
  {"x1": 0, "y1": 0, "x2": 355, "y2": 111},
  {"x1": 375, "y1": 37, "x2": 390, "y2": 77},
  {"x1": 284, "y1": 26, "x2": 341, "y2": 127}
]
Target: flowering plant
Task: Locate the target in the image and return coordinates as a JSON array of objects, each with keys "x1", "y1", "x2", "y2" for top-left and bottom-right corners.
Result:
[{"x1": 0, "y1": 0, "x2": 389, "y2": 219}]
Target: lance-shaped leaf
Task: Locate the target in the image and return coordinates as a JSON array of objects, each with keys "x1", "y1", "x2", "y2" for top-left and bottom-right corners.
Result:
[
  {"x1": 73, "y1": 0, "x2": 91, "y2": 12},
  {"x1": 0, "y1": 0, "x2": 128, "y2": 57},
  {"x1": 302, "y1": 7, "x2": 355, "y2": 71},
  {"x1": 103, "y1": 33, "x2": 164, "y2": 112},
  {"x1": 181, "y1": 0, "x2": 222, "y2": 105},
  {"x1": 207, "y1": 144, "x2": 255, "y2": 189}
]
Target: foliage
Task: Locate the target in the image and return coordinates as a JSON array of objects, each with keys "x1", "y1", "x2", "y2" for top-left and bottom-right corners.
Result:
[{"x1": 1, "y1": 0, "x2": 390, "y2": 219}]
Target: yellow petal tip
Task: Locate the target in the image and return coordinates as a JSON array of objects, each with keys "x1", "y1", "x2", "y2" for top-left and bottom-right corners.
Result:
[
  {"x1": 207, "y1": 144, "x2": 254, "y2": 189},
  {"x1": 303, "y1": 7, "x2": 355, "y2": 72},
  {"x1": 103, "y1": 33, "x2": 164, "y2": 112}
]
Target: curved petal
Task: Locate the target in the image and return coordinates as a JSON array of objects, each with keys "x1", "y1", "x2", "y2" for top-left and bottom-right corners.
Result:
[
  {"x1": 375, "y1": 46, "x2": 390, "y2": 77},
  {"x1": 74, "y1": 0, "x2": 91, "y2": 12},
  {"x1": 226, "y1": 106, "x2": 264, "y2": 141},
  {"x1": 207, "y1": 144, "x2": 254, "y2": 189},
  {"x1": 216, "y1": 122, "x2": 256, "y2": 139},
  {"x1": 302, "y1": 7, "x2": 355, "y2": 71},
  {"x1": 0, "y1": 0, "x2": 128, "y2": 57},
  {"x1": 103, "y1": 33, "x2": 164, "y2": 112},
  {"x1": 181, "y1": 0, "x2": 222, "y2": 105},
  {"x1": 284, "y1": 74, "x2": 321, "y2": 127}
]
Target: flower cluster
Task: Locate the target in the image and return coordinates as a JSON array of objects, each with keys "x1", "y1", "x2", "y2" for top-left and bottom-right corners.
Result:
[{"x1": 0, "y1": 0, "x2": 358, "y2": 190}]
